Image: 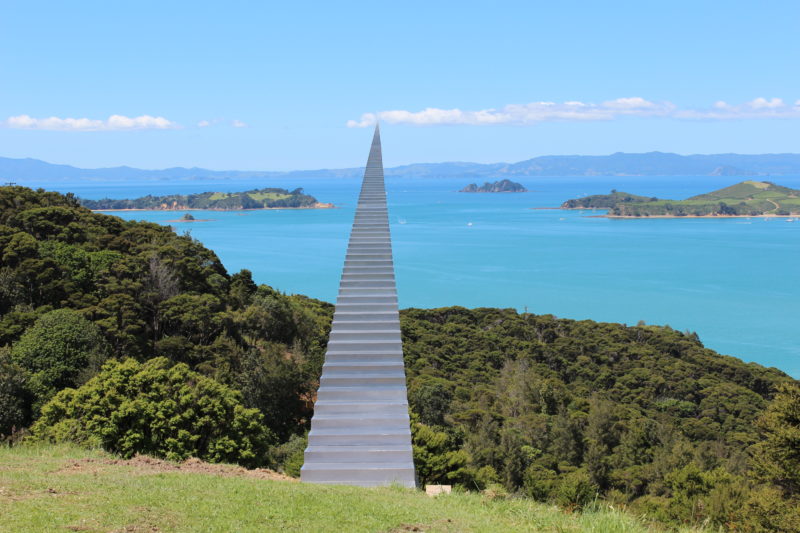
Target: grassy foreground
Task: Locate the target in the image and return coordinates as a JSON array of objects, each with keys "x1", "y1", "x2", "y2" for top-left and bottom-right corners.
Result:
[{"x1": 0, "y1": 444, "x2": 703, "y2": 533}]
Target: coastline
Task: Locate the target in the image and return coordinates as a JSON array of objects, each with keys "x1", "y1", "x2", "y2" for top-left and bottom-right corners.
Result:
[
  {"x1": 604, "y1": 213, "x2": 798, "y2": 219},
  {"x1": 545, "y1": 207, "x2": 799, "y2": 219},
  {"x1": 92, "y1": 202, "x2": 335, "y2": 212}
]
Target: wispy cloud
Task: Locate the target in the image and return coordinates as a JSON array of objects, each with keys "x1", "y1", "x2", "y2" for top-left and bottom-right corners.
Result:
[
  {"x1": 231, "y1": 119, "x2": 248, "y2": 128},
  {"x1": 347, "y1": 97, "x2": 800, "y2": 127},
  {"x1": 4, "y1": 114, "x2": 180, "y2": 131}
]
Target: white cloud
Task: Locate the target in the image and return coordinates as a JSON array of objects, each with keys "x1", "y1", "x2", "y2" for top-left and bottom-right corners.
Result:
[
  {"x1": 676, "y1": 97, "x2": 800, "y2": 119},
  {"x1": 231, "y1": 119, "x2": 248, "y2": 128},
  {"x1": 4, "y1": 114, "x2": 179, "y2": 131},
  {"x1": 197, "y1": 120, "x2": 211, "y2": 127},
  {"x1": 347, "y1": 97, "x2": 800, "y2": 127},
  {"x1": 749, "y1": 97, "x2": 784, "y2": 109}
]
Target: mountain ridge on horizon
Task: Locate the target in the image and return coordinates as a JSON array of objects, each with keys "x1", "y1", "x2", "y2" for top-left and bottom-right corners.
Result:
[{"x1": 4, "y1": 152, "x2": 800, "y2": 182}]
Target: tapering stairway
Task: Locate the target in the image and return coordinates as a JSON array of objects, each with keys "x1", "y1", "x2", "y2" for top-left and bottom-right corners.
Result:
[{"x1": 300, "y1": 125, "x2": 416, "y2": 487}]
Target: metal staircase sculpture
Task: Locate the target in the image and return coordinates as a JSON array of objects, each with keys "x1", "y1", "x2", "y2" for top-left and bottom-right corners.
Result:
[{"x1": 300, "y1": 124, "x2": 416, "y2": 487}]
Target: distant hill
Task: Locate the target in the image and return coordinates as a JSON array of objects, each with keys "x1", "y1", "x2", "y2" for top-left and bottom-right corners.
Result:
[
  {"x1": 5, "y1": 152, "x2": 800, "y2": 182},
  {"x1": 460, "y1": 179, "x2": 527, "y2": 193},
  {"x1": 563, "y1": 180, "x2": 800, "y2": 217},
  {"x1": 80, "y1": 187, "x2": 330, "y2": 210}
]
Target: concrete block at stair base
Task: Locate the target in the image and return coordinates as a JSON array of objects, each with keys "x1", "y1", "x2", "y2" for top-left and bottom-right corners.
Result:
[{"x1": 425, "y1": 485, "x2": 452, "y2": 497}]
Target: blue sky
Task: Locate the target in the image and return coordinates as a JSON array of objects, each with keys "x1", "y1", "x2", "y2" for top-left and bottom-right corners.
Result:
[{"x1": 1, "y1": 0, "x2": 799, "y2": 169}]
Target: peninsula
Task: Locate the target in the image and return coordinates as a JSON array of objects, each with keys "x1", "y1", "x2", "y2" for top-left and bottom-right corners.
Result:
[
  {"x1": 80, "y1": 187, "x2": 333, "y2": 211},
  {"x1": 460, "y1": 179, "x2": 527, "y2": 193},
  {"x1": 561, "y1": 180, "x2": 800, "y2": 217}
]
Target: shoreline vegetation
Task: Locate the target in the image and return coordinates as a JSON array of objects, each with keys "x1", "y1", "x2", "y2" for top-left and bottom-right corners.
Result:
[
  {"x1": 559, "y1": 180, "x2": 800, "y2": 218},
  {"x1": 94, "y1": 202, "x2": 335, "y2": 212},
  {"x1": 80, "y1": 187, "x2": 334, "y2": 211}
]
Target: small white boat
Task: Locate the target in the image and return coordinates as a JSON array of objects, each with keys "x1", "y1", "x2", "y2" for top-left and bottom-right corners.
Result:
[{"x1": 467, "y1": 222, "x2": 473, "y2": 227}]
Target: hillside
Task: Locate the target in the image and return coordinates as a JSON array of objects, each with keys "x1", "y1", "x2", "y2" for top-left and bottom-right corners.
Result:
[
  {"x1": 6, "y1": 152, "x2": 800, "y2": 182},
  {"x1": 79, "y1": 187, "x2": 330, "y2": 210},
  {"x1": 1, "y1": 186, "x2": 798, "y2": 530},
  {"x1": 0, "y1": 445, "x2": 700, "y2": 533},
  {"x1": 562, "y1": 181, "x2": 800, "y2": 217}
]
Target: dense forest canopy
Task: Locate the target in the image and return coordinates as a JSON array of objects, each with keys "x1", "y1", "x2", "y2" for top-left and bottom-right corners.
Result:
[{"x1": 1, "y1": 186, "x2": 798, "y2": 530}]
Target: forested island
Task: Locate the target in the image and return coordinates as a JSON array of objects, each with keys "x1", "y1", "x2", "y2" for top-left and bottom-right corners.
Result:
[
  {"x1": 460, "y1": 179, "x2": 527, "y2": 193},
  {"x1": 80, "y1": 187, "x2": 333, "y2": 211},
  {"x1": 2, "y1": 185, "x2": 799, "y2": 531},
  {"x1": 562, "y1": 180, "x2": 800, "y2": 217}
]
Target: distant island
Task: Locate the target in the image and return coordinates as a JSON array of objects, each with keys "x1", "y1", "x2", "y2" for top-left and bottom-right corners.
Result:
[
  {"x1": 80, "y1": 187, "x2": 334, "y2": 211},
  {"x1": 9, "y1": 152, "x2": 800, "y2": 182},
  {"x1": 166, "y1": 213, "x2": 214, "y2": 223},
  {"x1": 562, "y1": 180, "x2": 800, "y2": 217},
  {"x1": 460, "y1": 179, "x2": 527, "y2": 193}
]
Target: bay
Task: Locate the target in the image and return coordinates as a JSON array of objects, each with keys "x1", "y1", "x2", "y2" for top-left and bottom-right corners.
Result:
[{"x1": 39, "y1": 175, "x2": 800, "y2": 377}]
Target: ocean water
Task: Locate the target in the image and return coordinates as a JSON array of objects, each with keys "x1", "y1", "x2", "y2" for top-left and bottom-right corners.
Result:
[{"x1": 39, "y1": 175, "x2": 800, "y2": 377}]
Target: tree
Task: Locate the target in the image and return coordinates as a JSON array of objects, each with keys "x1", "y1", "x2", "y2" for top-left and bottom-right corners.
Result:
[
  {"x1": 0, "y1": 348, "x2": 33, "y2": 437},
  {"x1": 752, "y1": 382, "x2": 800, "y2": 493},
  {"x1": 11, "y1": 308, "x2": 109, "y2": 410},
  {"x1": 32, "y1": 357, "x2": 274, "y2": 467}
]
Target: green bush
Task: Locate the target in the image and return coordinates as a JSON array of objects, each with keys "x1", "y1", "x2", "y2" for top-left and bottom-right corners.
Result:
[
  {"x1": 267, "y1": 432, "x2": 307, "y2": 477},
  {"x1": 32, "y1": 357, "x2": 274, "y2": 467},
  {"x1": 11, "y1": 308, "x2": 109, "y2": 410},
  {"x1": 555, "y1": 470, "x2": 597, "y2": 510},
  {"x1": 523, "y1": 463, "x2": 558, "y2": 501}
]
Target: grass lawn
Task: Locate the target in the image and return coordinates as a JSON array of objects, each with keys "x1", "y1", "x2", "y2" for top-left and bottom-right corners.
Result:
[{"x1": 0, "y1": 444, "x2": 703, "y2": 533}]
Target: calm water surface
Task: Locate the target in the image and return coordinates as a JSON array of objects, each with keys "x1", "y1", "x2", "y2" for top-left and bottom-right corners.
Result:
[{"x1": 42, "y1": 175, "x2": 800, "y2": 377}]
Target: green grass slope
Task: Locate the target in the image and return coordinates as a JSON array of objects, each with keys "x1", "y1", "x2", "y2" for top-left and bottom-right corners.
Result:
[{"x1": 0, "y1": 444, "x2": 703, "y2": 533}]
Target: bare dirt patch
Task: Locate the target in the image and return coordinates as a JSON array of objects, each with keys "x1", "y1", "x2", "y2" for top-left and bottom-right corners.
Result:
[
  {"x1": 54, "y1": 455, "x2": 295, "y2": 482},
  {"x1": 0, "y1": 486, "x2": 77, "y2": 502}
]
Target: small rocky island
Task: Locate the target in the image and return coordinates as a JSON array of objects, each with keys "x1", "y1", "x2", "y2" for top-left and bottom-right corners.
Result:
[
  {"x1": 81, "y1": 187, "x2": 333, "y2": 211},
  {"x1": 562, "y1": 181, "x2": 800, "y2": 217},
  {"x1": 166, "y1": 212, "x2": 214, "y2": 223},
  {"x1": 460, "y1": 179, "x2": 527, "y2": 193}
]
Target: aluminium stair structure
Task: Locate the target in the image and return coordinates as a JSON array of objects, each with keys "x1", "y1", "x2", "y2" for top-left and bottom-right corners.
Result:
[{"x1": 301, "y1": 124, "x2": 416, "y2": 487}]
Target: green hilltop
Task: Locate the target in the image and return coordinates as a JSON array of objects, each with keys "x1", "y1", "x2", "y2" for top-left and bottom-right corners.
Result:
[
  {"x1": 80, "y1": 187, "x2": 328, "y2": 210},
  {"x1": 562, "y1": 180, "x2": 800, "y2": 217}
]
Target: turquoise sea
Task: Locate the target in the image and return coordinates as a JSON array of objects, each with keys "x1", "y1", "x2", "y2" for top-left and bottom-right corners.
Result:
[{"x1": 42, "y1": 175, "x2": 800, "y2": 377}]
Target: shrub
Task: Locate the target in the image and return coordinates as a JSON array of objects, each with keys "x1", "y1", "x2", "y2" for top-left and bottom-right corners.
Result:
[
  {"x1": 267, "y1": 432, "x2": 307, "y2": 477},
  {"x1": 11, "y1": 308, "x2": 109, "y2": 410},
  {"x1": 32, "y1": 357, "x2": 274, "y2": 467},
  {"x1": 555, "y1": 470, "x2": 597, "y2": 510},
  {"x1": 523, "y1": 463, "x2": 558, "y2": 501}
]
